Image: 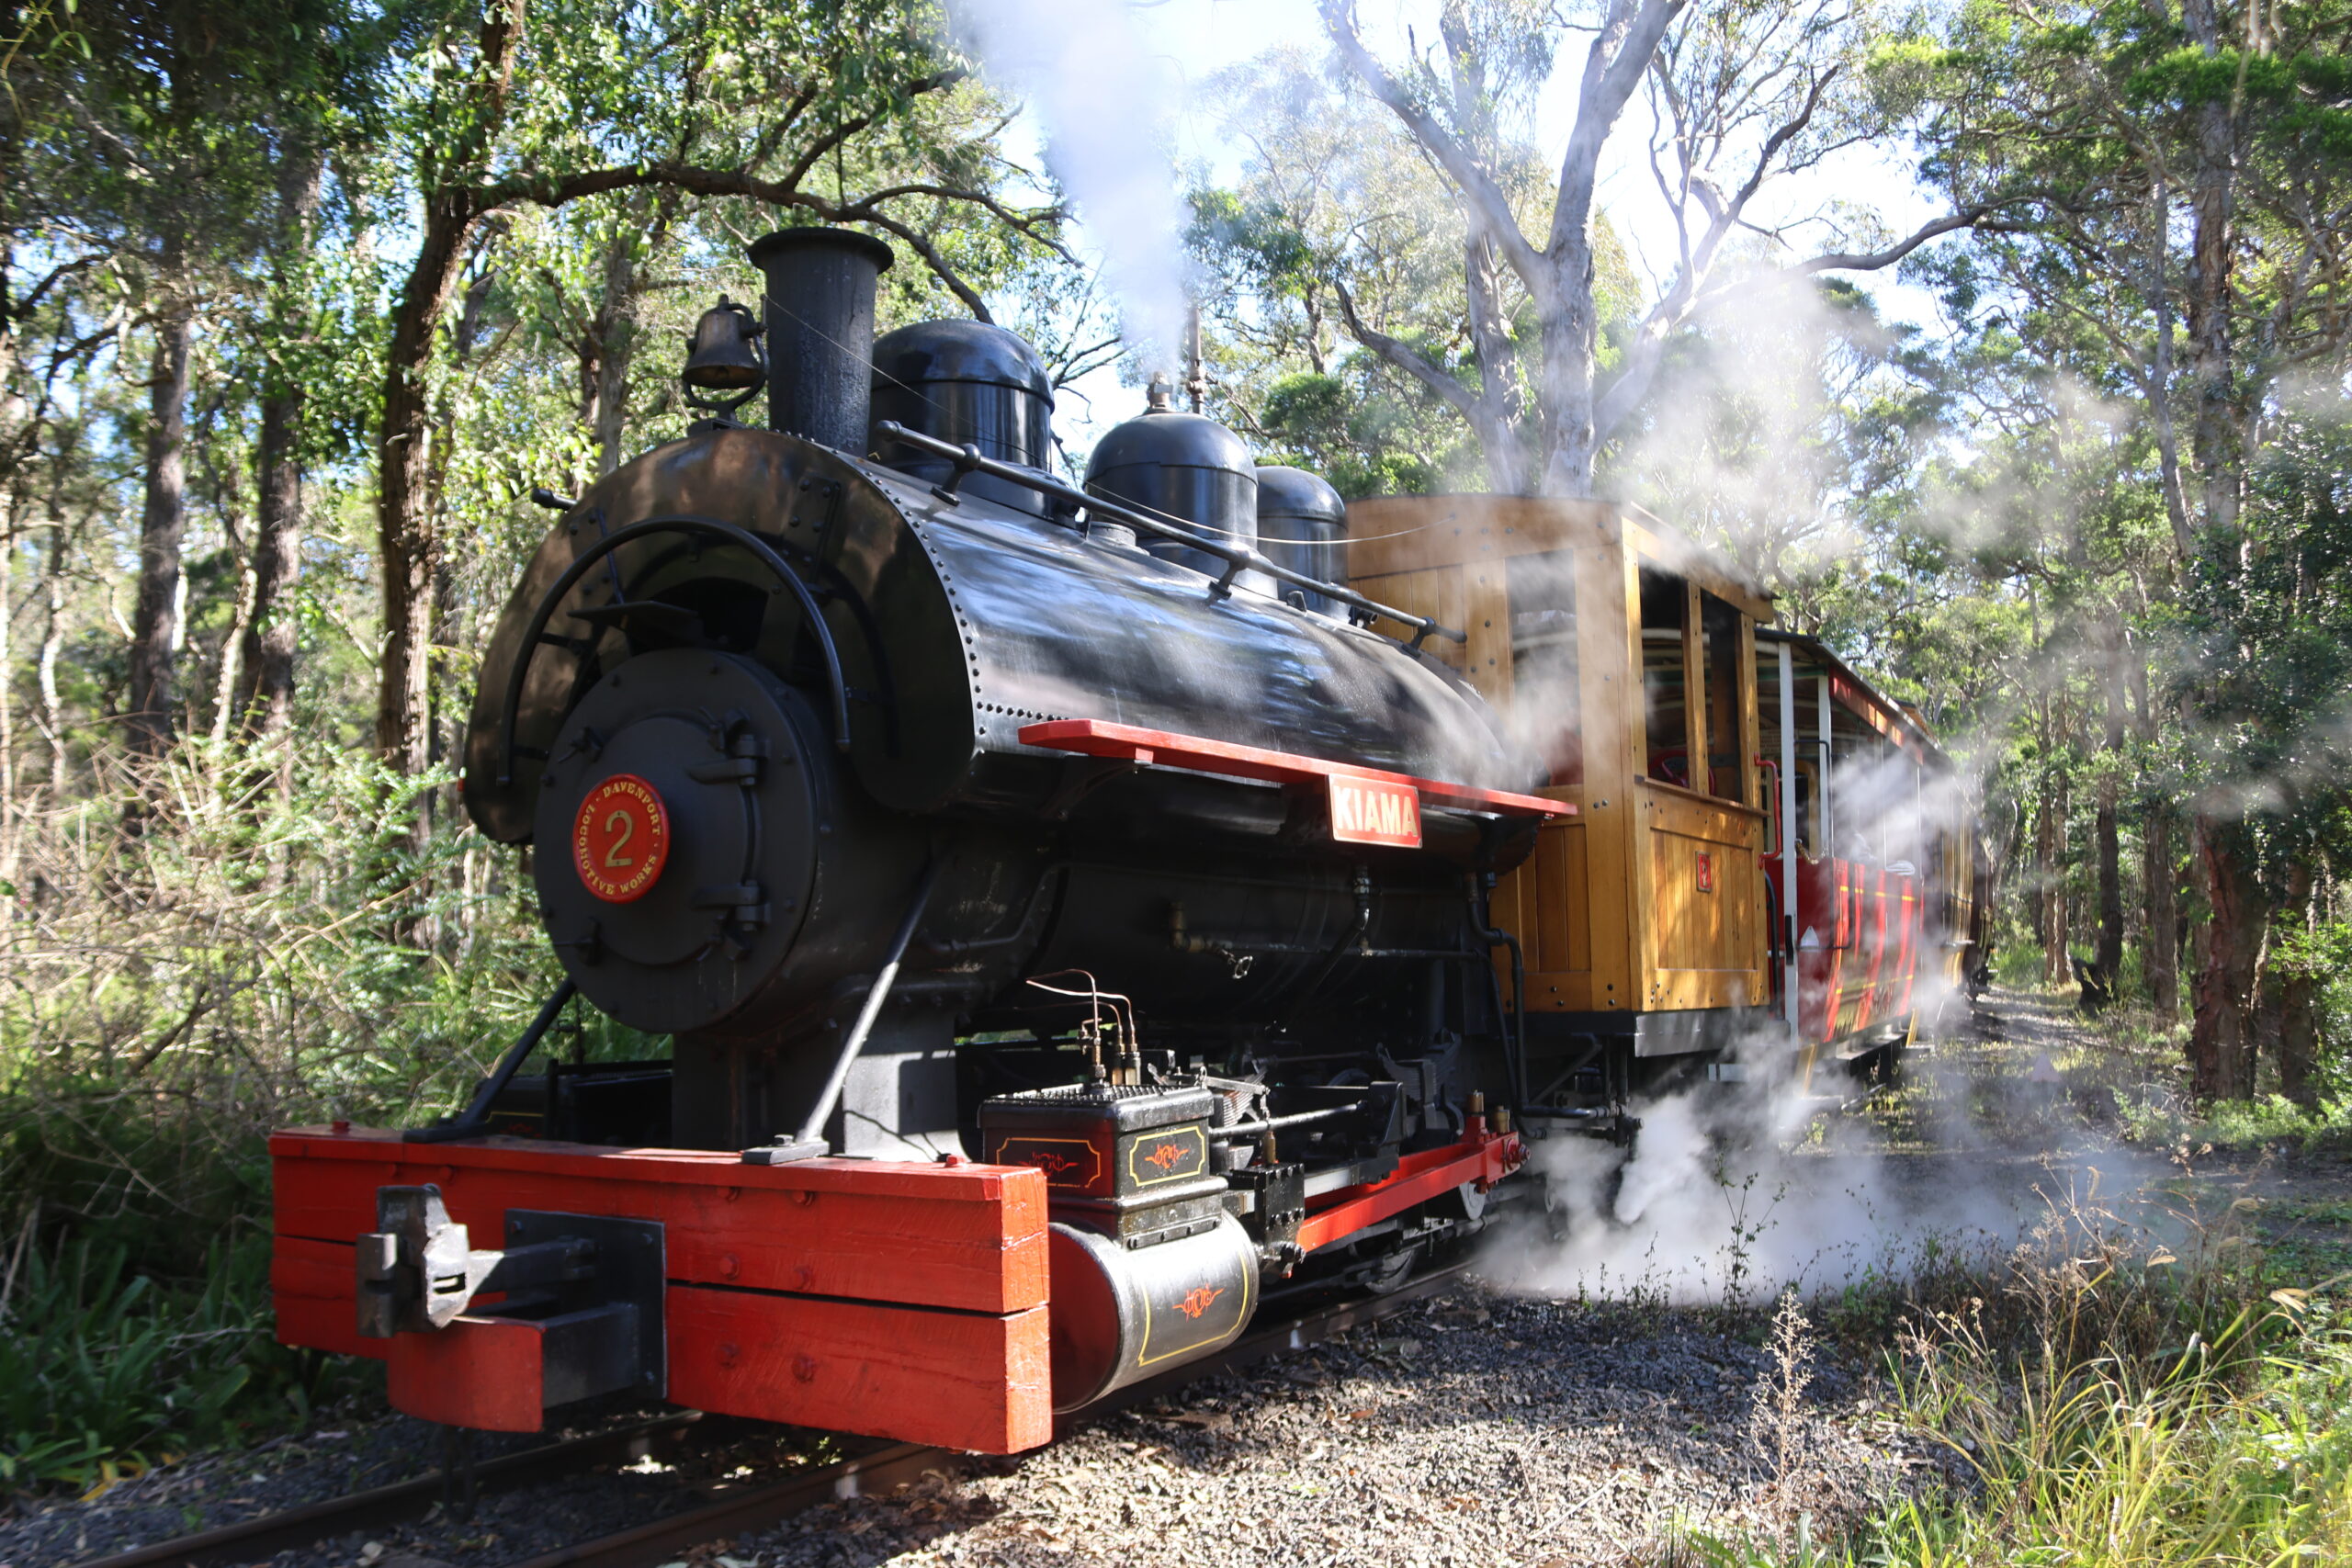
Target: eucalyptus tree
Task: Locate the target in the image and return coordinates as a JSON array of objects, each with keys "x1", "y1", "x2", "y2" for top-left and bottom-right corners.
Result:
[
  {"x1": 1189, "y1": 47, "x2": 1561, "y2": 493},
  {"x1": 2, "y1": 0, "x2": 385, "y2": 777},
  {"x1": 362, "y1": 0, "x2": 1065, "y2": 790},
  {"x1": 1308, "y1": 0, "x2": 1993, "y2": 496},
  {"x1": 1911, "y1": 0, "x2": 2352, "y2": 1096}
]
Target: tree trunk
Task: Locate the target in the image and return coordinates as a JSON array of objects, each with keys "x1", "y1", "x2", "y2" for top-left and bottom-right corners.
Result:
[
  {"x1": 2130, "y1": 652, "x2": 2177, "y2": 1015},
  {"x1": 2270, "y1": 863, "x2": 2318, "y2": 1107},
  {"x1": 2189, "y1": 816, "x2": 2264, "y2": 1101},
  {"x1": 243, "y1": 388, "x2": 303, "y2": 739},
  {"x1": 2038, "y1": 755, "x2": 2069, "y2": 987},
  {"x1": 1535, "y1": 262, "x2": 1597, "y2": 497},
  {"x1": 1462, "y1": 235, "x2": 1529, "y2": 492},
  {"x1": 209, "y1": 500, "x2": 254, "y2": 746},
  {"x1": 2090, "y1": 784, "x2": 2120, "y2": 1009},
  {"x1": 2090, "y1": 635, "x2": 2125, "y2": 1009},
  {"x1": 39, "y1": 515, "x2": 70, "y2": 802},
  {"x1": 128, "y1": 310, "x2": 193, "y2": 761},
  {"x1": 585, "y1": 223, "x2": 639, "y2": 479},
  {"x1": 374, "y1": 0, "x2": 523, "y2": 784},
  {"x1": 375, "y1": 202, "x2": 481, "y2": 782},
  {"x1": 0, "y1": 485, "x2": 16, "y2": 886},
  {"x1": 2143, "y1": 807, "x2": 2177, "y2": 1015},
  {"x1": 241, "y1": 142, "x2": 323, "y2": 742},
  {"x1": 2178, "y1": 0, "x2": 2245, "y2": 540}
]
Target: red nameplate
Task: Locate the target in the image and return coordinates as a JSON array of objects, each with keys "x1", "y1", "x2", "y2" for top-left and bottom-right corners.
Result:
[{"x1": 1329, "y1": 774, "x2": 1422, "y2": 848}]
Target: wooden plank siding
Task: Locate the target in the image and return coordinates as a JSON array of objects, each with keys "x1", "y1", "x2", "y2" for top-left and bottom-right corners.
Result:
[{"x1": 1346, "y1": 495, "x2": 1770, "y2": 1021}]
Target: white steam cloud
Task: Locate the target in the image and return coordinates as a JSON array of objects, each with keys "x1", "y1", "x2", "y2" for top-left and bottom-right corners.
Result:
[
  {"x1": 1488, "y1": 1077, "x2": 1981, "y2": 1305},
  {"x1": 950, "y1": 0, "x2": 1193, "y2": 367},
  {"x1": 1484, "y1": 1016, "x2": 2169, "y2": 1308}
]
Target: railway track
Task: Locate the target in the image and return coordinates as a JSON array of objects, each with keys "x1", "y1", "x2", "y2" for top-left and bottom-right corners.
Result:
[{"x1": 75, "y1": 1267, "x2": 1469, "y2": 1568}]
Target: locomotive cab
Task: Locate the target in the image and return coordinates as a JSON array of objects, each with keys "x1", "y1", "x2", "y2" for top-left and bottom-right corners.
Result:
[{"x1": 1341, "y1": 495, "x2": 1974, "y2": 1119}]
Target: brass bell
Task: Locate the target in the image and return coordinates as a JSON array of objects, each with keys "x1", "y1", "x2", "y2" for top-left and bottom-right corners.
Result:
[{"x1": 682, "y1": 295, "x2": 764, "y2": 391}]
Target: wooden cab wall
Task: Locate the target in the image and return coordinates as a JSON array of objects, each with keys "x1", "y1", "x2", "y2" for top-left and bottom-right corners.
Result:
[{"x1": 1346, "y1": 496, "x2": 1771, "y2": 1029}]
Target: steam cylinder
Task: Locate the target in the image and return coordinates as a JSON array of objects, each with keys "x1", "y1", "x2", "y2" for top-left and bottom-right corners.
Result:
[
  {"x1": 749, "y1": 228, "x2": 893, "y2": 453},
  {"x1": 1085, "y1": 409, "x2": 1261, "y2": 588},
  {"x1": 1046, "y1": 1215, "x2": 1257, "y2": 1409},
  {"x1": 1255, "y1": 465, "x2": 1348, "y2": 614}
]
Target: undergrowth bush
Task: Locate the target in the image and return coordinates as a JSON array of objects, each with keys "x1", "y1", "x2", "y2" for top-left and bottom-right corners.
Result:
[
  {"x1": 0, "y1": 733, "x2": 605, "y2": 1490},
  {"x1": 1679, "y1": 1157, "x2": 2347, "y2": 1565},
  {"x1": 2120, "y1": 1089, "x2": 2352, "y2": 1156},
  {"x1": 0, "y1": 1233, "x2": 374, "y2": 1492}
]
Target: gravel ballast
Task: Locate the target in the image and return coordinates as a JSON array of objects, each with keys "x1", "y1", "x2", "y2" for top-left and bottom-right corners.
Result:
[
  {"x1": 2, "y1": 1283, "x2": 1935, "y2": 1568},
  {"x1": 735, "y1": 1283, "x2": 1938, "y2": 1568}
]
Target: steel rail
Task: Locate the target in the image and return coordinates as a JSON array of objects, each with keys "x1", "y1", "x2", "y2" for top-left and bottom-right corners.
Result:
[
  {"x1": 71, "y1": 1268, "x2": 1470, "y2": 1568},
  {"x1": 503, "y1": 1263, "x2": 1472, "y2": 1568},
  {"x1": 69, "y1": 1412, "x2": 707, "y2": 1568}
]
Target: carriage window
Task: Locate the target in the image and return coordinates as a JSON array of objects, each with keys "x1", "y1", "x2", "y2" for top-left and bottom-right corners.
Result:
[
  {"x1": 1638, "y1": 570, "x2": 1689, "y2": 786},
  {"x1": 1508, "y1": 550, "x2": 1580, "y2": 784},
  {"x1": 1699, "y1": 592, "x2": 1743, "y2": 803}
]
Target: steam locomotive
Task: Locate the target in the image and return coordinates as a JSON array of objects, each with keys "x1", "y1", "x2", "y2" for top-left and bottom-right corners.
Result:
[{"x1": 266, "y1": 227, "x2": 1978, "y2": 1453}]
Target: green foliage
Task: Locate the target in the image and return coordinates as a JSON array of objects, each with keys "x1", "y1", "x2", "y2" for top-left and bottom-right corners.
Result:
[
  {"x1": 1677, "y1": 1166, "x2": 2350, "y2": 1566},
  {"x1": 1687, "y1": 1315, "x2": 2352, "y2": 1564},
  {"x1": 0, "y1": 731, "x2": 604, "y2": 1489},
  {"x1": 0, "y1": 1234, "x2": 371, "y2": 1492},
  {"x1": 0, "y1": 728, "x2": 583, "y2": 1258}
]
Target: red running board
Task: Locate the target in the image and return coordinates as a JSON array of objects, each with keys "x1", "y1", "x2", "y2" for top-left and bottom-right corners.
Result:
[
  {"x1": 1017, "y1": 718, "x2": 1571, "y2": 819},
  {"x1": 1297, "y1": 1120, "x2": 1524, "y2": 1254}
]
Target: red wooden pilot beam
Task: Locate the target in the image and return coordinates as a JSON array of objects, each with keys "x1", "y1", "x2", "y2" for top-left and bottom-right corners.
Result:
[
  {"x1": 1295, "y1": 1122, "x2": 1524, "y2": 1254},
  {"x1": 1017, "y1": 719, "x2": 1572, "y2": 819},
  {"x1": 268, "y1": 1128, "x2": 1055, "y2": 1453}
]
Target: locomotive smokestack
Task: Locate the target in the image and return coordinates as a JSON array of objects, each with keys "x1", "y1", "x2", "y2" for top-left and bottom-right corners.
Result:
[{"x1": 745, "y1": 227, "x2": 894, "y2": 452}]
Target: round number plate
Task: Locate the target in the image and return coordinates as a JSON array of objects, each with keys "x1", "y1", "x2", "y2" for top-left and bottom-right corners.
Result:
[{"x1": 571, "y1": 773, "x2": 671, "y2": 903}]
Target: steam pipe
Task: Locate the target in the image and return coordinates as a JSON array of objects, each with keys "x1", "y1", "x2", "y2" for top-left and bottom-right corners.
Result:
[
  {"x1": 872, "y1": 421, "x2": 1467, "y2": 649},
  {"x1": 1213, "y1": 1102, "x2": 1371, "y2": 1138}
]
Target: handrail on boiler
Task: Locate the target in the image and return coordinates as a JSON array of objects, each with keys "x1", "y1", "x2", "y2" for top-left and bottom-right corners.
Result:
[{"x1": 871, "y1": 421, "x2": 1467, "y2": 650}]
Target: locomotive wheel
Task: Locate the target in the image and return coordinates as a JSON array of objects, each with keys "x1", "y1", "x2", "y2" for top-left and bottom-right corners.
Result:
[{"x1": 1362, "y1": 1242, "x2": 1425, "y2": 1295}]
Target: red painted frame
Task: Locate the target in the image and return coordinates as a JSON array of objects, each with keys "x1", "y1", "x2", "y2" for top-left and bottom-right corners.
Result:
[
  {"x1": 1017, "y1": 719, "x2": 1573, "y2": 820},
  {"x1": 1295, "y1": 1120, "x2": 1523, "y2": 1253}
]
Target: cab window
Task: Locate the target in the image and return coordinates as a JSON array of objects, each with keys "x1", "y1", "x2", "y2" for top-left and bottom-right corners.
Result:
[{"x1": 1638, "y1": 570, "x2": 1688, "y2": 786}]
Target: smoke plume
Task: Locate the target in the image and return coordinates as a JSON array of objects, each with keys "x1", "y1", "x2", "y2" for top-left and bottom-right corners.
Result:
[{"x1": 950, "y1": 0, "x2": 1193, "y2": 367}]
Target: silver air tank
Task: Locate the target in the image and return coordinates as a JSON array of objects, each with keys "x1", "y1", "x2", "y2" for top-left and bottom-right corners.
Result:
[
  {"x1": 1254, "y1": 465, "x2": 1348, "y2": 615},
  {"x1": 747, "y1": 227, "x2": 893, "y2": 454},
  {"x1": 1084, "y1": 396, "x2": 1263, "y2": 590},
  {"x1": 869, "y1": 320, "x2": 1059, "y2": 516}
]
